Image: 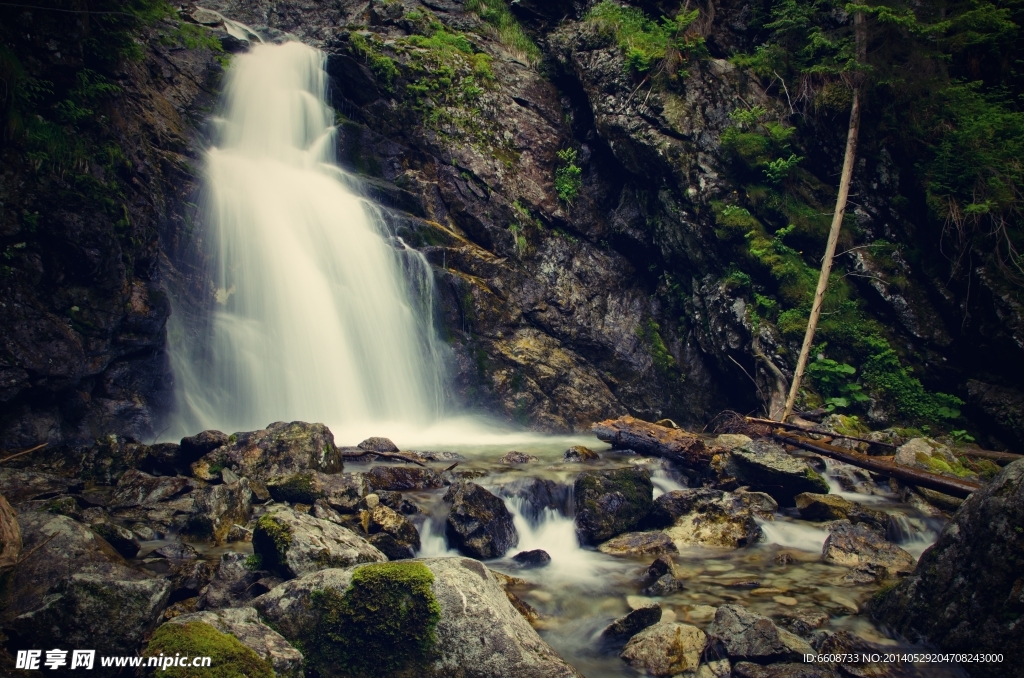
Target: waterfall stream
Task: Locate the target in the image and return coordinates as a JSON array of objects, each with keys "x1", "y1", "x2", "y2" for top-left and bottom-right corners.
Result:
[{"x1": 169, "y1": 42, "x2": 447, "y2": 440}]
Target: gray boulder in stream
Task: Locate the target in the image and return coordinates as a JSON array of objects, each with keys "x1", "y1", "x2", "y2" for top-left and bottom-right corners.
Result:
[
  {"x1": 252, "y1": 558, "x2": 582, "y2": 678},
  {"x1": 706, "y1": 605, "x2": 812, "y2": 663},
  {"x1": 720, "y1": 440, "x2": 829, "y2": 507},
  {"x1": 252, "y1": 506, "x2": 385, "y2": 579},
  {"x1": 573, "y1": 467, "x2": 655, "y2": 544},
  {"x1": 871, "y1": 459, "x2": 1024, "y2": 677},
  {"x1": 444, "y1": 481, "x2": 518, "y2": 559}
]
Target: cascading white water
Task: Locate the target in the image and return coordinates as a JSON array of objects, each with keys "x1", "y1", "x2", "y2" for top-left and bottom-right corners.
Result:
[{"x1": 170, "y1": 41, "x2": 447, "y2": 439}]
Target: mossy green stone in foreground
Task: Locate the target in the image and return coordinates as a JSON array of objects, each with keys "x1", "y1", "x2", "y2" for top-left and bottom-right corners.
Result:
[
  {"x1": 143, "y1": 622, "x2": 274, "y2": 678},
  {"x1": 307, "y1": 561, "x2": 441, "y2": 678}
]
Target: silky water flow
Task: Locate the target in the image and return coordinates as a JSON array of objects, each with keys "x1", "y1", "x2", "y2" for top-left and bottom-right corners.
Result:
[{"x1": 169, "y1": 41, "x2": 447, "y2": 440}]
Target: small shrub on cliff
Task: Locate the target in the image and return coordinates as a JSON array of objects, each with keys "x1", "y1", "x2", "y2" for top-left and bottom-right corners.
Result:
[
  {"x1": 555, "y1": 148, "x2": 582, "y2": 204},
  {"x1": 466, "y1": 0, "x2": 541, "y2": 64},
  {"x1": 588, "y1": 1, "x2": 706, "y2": 73}
]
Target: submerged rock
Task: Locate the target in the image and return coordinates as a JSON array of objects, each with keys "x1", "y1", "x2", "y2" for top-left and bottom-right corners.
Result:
[
  {"x1": 601, "y1": 602, "x2": 662, "y2": 640},
  {"x1": 252, "y1": 507, "x2": 385, "y2": 579},
  {"x1": 357, "y1": 436, "x2": 400, "y2": 453},
  {"x1": 620, "y1": 621, "x2": 707, "y2": 676},
  {"x1": 500, "y1": 450, "x2": 540, "y2": 464},
  {"x1": 574, "y1": 467, "x2": 655, "y2": 545},
  {"x1": 643, "y1": 573, "x2": 685, "y2": 597},
  {"x1": 161, "y1": 607, "x2": 303, "y2": 677},
  {"x1": 444, "y1": 481, "x2": 519, "y2": 559},
  {"x1": 821, "y1": 522, "x2": 915, "y2": 577},
  {"x1": 512, "y1": 549, "x2": 551, "y2": 568},
  {"x1": 254, "y1": 558, "x2": 583, "y2": 678},
  {"x1": 659, "y1": 489, "x2": 771, "y2": 549},
  {"x1": 563, "y1": 445, "x2": 599, "y2": 462},
  {"x1": 794, "y1": 492, "x2": 888, "y2": 531},
  {"x1": 598, "y1": 531, "x2": 678, "y2": 556},
  {"x1": 191, "y1": 421, "x2": 342, "y2": 483},
  {"x1": 720, "y1": 441, "x2": 829, "y2": 506},
  {"x1": 872, "y1": 459, "x2": 1024, "y2": 676},
  {"x1": 706, "y1": 604, "x2": 812, "y2": 663}
]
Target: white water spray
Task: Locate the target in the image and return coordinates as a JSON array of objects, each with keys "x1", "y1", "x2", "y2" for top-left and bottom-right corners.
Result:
[{"x1": 170, "y1": 42, "x2": 447, "y2": 439}]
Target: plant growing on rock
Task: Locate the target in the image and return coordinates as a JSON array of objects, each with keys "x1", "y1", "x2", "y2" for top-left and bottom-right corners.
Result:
[
  {"x1": 555, "y1": 148, "x2": 582, "y2": 204},
  {"x1": 587, "y1": 1, "x2": 707, "y2": 74}
]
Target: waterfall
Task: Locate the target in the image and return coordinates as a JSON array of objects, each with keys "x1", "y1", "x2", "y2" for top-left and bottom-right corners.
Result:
[{"x1": 168, "y1": 41, "x2": 447, "y2": 440}]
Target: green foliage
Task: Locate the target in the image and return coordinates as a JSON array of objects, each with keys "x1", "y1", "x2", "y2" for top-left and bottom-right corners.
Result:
[
  {"x1": 143, "y1": 622, "x2": 274, "y2": 678},
  {"x1": 587, "y1": 1, "x2": 706, "y2": 73},
  {"x1": 242, "y1": 553, "x2": 262, "y2": 571},
  {"x1": 466, "y1": 0, "x2": 541, "y2": 63},
  {"x1": 508, "y1": 222, "x2": 528, "y2": 257},
  {"x1": 763, "y1": 153, "x2": 803, "y2": 184},
  {"x1": 163, "y1": 23, "x2": 224, "y2": 52},
  {"x1": 555, "y1": 148, "x2": 583, "y2": 204},
  {"x1": 806, "y1": 357, "x2": 869, "y2": 411},
  {"x1": 307, "y1": 562, "x2": 441, "y2": 678},
  {"x1": 252, "y1": 514, "x2": 292, "y2": 575},
  {"x1": 861, "y1": 345, "x2": 963, "y2": 421}
]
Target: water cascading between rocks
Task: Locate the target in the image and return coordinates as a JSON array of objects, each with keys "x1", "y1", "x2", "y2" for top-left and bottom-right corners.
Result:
[{"x1": 169, "y1": 41, "x2": 448, "y2": 440}]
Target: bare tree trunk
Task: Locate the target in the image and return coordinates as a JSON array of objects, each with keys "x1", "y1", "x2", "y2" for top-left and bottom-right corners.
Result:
[{"x1": 781, "y1": 13, "x2": 865, "y2": 421}]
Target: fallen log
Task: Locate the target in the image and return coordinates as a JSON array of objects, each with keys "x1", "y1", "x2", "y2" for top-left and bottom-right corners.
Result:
[
  {"x1": 592, "y1": 416, "x2": 712, "y2": 468},
  {"x1": 773, "y1": 433, "x2": 982, "y2": 499},
  {"x1": 0, "y1": 442, "x2": 47, "y2": 465},
  {"x1": 745, "y1": 416, "x2": 895, "y2": 449}
]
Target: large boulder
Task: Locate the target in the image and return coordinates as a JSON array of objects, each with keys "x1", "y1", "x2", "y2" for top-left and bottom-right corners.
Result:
[
  {"x1": 574, "y1": 467, "x2": 654, "y2": 545},
  {"x1": 620, "y1": 621, "x2": 707, "y2": 676},
  {"x1": 706, "y1": 605, "x2": 812, "y2": 663},
  {"x1": 179, "y1": 429, "x2": 230, "y2": 463},
  {"x1": 161, "y1": 607, "x2": 303, "y2": 677},
  {"x1": 191, "y1": 421, "x2": 343, "y2": 483},
  {"x1": 872, "y1": 459, "x2": 1024, "y2": 677},
  {"x1": 658, "y1": 489, "x2": 773, "y2": 549},
  {"x1": 821, "y1": 522, "x2": 915, "y2": 578},
  {"x1": 267, "y1": 471, "x2": 366, "y2": 511},
  {"x1": 444, "y1": 481, "x2": 519, "y2": 559},
  {"x1": 592, "y1": 416, "x2": 711, "y2": 470},
  {"x1": 253, "y1": 558, "x2": 582, "y2": 678},
  {"x1": 1, "y1": 511, "x2": 143, "y2": 624},
  {"x1": 721, "y1": 441, "x2": 829, "y2": 506},
  {"x1": 12, "y1": 573, "x2": 170, "y2": 655},
  {"x1": 252, "y1": 507, "x2": 385, "y2": 579}
]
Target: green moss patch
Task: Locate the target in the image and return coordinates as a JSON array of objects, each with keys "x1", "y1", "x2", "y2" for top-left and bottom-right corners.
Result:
[
  {"x1": 252, "y1": 514, "x2": 293, "y2": 576},
  {"x1": 143, "y1": 622, "x2": 274, "y2": 678},
  {"x1": 307, "y1": 562, "x2": 441, "y2": 677}
]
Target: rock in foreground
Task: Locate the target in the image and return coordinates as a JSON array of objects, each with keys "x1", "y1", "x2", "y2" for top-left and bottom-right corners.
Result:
[
  {"x1": 706, "y1": 605, "x2": 811, "y2": 663},
  {"x1": 872, "y1": 459, "x2": 1024, "y2": 677},
  {"x1": 620, "y1": 621, "x2": 707, "y2": 676},
  {"x1": 254, "y1": 558, "x2": 582, "y2": 678},
  {"x1": 822, "y1": 522, "x2": 915, "y2": 578}
]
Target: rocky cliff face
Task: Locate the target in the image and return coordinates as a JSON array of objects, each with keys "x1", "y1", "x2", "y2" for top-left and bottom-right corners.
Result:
[{"x1": 3, "y1": 0, "x2": 1024, "y2": 445}]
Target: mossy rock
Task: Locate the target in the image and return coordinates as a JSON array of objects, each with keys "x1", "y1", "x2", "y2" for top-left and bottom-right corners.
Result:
[
  {"x1": 143, "y1": 621, "x2": 274, "y2": 677},
  {"x1": 252, "y1": 513, "x2": 293, "y2": 576},
  {"x1": 573, "y1": 467, "x2": 654, "y2": 544},
  {"x1": 306, "y1": 561, "x2": 441, "y2": 677},
  {"x1": 267, "y1": 472, "x2": 322, "y2": 504}
]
